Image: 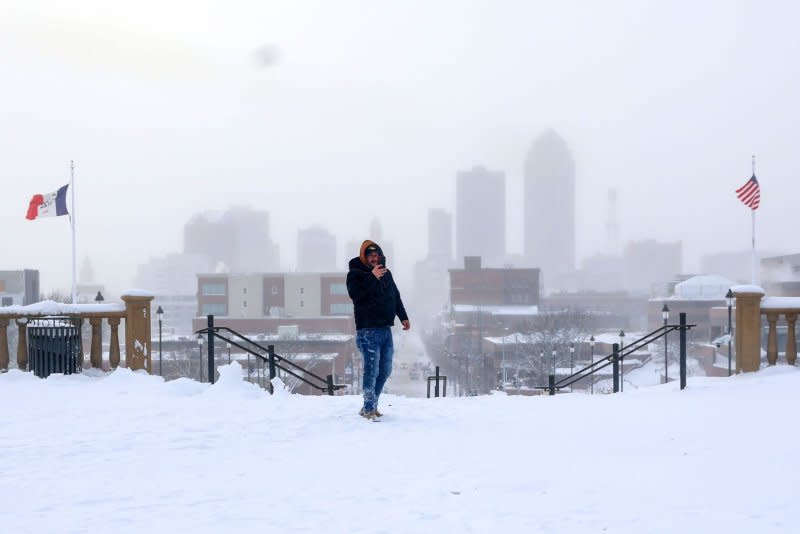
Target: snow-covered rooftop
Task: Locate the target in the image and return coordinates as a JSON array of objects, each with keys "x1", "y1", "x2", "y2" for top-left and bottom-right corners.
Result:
[{"x1": 673, "y1": 274, "x2": 736, "y2": 300}]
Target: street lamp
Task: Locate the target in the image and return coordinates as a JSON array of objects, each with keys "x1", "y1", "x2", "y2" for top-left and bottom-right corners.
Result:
[
  {"x1": 726, "y1": 288, "x2": 734, "y2": 376},
  {"x1": 197, "y1": 336, "x2": 204, "y2": 382},
  {"x1": 540, "y1": 351, "x2": 544, "y2": 383},
  {"x1": 569, "y1": 342, "x2": 575, "y2": 392},
  {"x1": 156, "y1": 305, "x2": 164, "y2": 377},
  {"x1": 589, "y1": 335, "x2": 595, "y2": 394},
  {"x1": 501, "y1": 327, "x2": 509, "y2": 389},
  {"x1": 662, "y1": 303, "x2": 670, "y2": 383},
  {"x1": 94, "y1": 291, "x2": 104, "y2": 368},
  {"x1": 619, "y1": 330, "x2": 625, "y2": 392}
]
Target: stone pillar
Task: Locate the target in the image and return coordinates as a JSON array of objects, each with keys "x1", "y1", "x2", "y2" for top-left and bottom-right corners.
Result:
[
  {"x1": 16, "y1": 318, "x2": 29, "y2": 371},
  {"x1": 765, "y1": 312, "x2": 779, "y2": 366},
  {"x1": 786, "y1": 313, "x2": 797, "y2": 366},
  {"x1": 121, "y1": 294, "x2": 154, "y2": 372},
  {"x1": 734, "y1": 289, "x2": 765, "y2": 373},
  {"x1": 108, "y1": 317, "x2": 121, "y2": 369},
  {"x1": 89, "y1": 317, "x2": 103, "y2": 369},
  {"x1": 0, "y1": 318, "x2": 9, "y2": 371}
]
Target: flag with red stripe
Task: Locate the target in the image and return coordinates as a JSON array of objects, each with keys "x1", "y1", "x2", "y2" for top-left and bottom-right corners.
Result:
[
  {"x1": 735, "y1": 175, "x2": 760, "y2": 210},
  {"x1": 26, "y1": 184, "x2": 69, "y2": 220}
]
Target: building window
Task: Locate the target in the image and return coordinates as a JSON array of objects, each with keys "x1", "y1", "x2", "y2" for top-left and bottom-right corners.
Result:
[
  {"x1": 300, "y1": 300, "x2": 304, "y2": 307},
  {"x1": 300, "y1": 287, "x2": 305, "y2": 294},
  {"x1": 1, "y1": 296, "x2": 12, "y2": 307},
  {"x1": 243, "y1": 287, "x2": 247, "y2": 295},
  {"x1": 201, "y1": 303, "x2": 226, "y2": 316},
  {"x1": 330, "y1": 282, "x2": 347, "y2": 295},
  {"x1": 329, "y1": 303, "x2": 353, "y2": 315},
  {"x1": 201, "y1": 282, "x2": 225, "y2": 296},
  {"x1": 243, "y1": 300, "x2": 247, "y2": 308},
  {"x1": 272, "y1": 285, "x2": 279, "y2": 295}
]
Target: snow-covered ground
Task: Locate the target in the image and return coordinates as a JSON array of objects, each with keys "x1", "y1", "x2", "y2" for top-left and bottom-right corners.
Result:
[{"x1": 2, "y1": 363, "x2": 799, "y2": 533}]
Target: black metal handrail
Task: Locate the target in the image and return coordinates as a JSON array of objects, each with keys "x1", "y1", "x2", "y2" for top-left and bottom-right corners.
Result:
[
  {"x1": 196, "y1": 316, "x2": 346, "y2": 395},
  {"x1": 542, "y1": 312, "x2": 696, "y2": 394}
]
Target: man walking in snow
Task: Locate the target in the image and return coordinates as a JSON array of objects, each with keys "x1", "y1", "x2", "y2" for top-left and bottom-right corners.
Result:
[{"x1": 347, "y1": 240, "x2": 410, "y2": 420}]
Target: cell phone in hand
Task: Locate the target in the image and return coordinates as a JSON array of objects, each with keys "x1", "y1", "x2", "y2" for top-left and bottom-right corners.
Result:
[{"x1": 379, "y1": 256, "x2": 386, "y2": 267}]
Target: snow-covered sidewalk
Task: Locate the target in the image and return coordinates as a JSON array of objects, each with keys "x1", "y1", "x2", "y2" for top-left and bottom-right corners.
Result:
[{"x1": 1, "y1": 363, "x2": 798, "y2": 533}]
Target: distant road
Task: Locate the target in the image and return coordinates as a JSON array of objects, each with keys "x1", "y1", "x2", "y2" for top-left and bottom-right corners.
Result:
[{"x1": 384, "y1": 330, "x2": 431, "y2": 398}]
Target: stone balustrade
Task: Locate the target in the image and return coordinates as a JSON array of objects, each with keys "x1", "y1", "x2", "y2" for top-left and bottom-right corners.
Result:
[
  {"x1": 733, "y1": 287, "x2": 800, "y2": 372},
  {"x1": 761, "y1": 297, "x2": 799, "y2": 367},
  {"x1": 0, "y1": 292, "x2": 154, "y2": 373}
]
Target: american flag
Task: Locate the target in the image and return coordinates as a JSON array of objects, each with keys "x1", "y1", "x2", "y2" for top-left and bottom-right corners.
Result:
[{"x1": 735, "y1": 174, "x2": 761, "y2": 210}]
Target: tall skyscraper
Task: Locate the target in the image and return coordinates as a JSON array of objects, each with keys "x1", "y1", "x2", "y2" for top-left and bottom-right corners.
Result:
[
  {"x1": 523, "y1": 130, "x2": 575, "y2": 288},
  {"x1": 427, "y1": 208, "x2": 452, "y2": 263},
  {"x1": 297, "y1": 226, "x2": 337, "y2": 272},
  {"x1": 183, "y1": 206, "x2": 280, "y2": 272},
  {"x1": 456, "y1": 166, "x2": 505, "y2": 266}
]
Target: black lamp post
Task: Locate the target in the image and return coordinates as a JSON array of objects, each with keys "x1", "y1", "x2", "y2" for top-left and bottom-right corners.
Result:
[
  {"x1": 662, "y1": 303, "x2": 670, "y2": 383},
  {"x1": 569, "y1": 342, "x2": 575, "y2": 392},
  {"x1": 540, "y1": 351, "x2": 544, "y2": 382},
  {"x1": 95, "y1": 292, "x2": 104, "y2": 367},
  {"x1": 726, "y1": 288, "x2": 734, "y2": 376},
  {"x1": 619, "y1": 330, "x2": 625, "y2": 392},
  {"x1": 589, "y1": 335, "x2": 595, "y2": 394},
  {"x1": 197, "y1": 336, "x2": 204, "y2": 382},
  {"x1": 156, "y1": 305, "x2": 164, "y2": 377}
]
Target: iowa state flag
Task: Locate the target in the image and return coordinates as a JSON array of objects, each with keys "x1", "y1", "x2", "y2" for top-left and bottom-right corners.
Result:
[{"x1": 26, "y1": 185, "x2": 69, "y2": 220}]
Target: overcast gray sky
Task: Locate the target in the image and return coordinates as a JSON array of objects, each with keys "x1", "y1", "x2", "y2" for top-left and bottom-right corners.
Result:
[{"x1": 2, "y1": 0, "x2": 799, "y2": 294}]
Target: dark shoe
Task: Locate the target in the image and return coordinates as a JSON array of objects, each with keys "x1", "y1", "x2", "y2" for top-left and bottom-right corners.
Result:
[
  {"x1": 361, "y1": 410, "x2": 378, "y2": 420},
  {"x1": 374, "y1": 410, "x2": 383, "y2": 417}
]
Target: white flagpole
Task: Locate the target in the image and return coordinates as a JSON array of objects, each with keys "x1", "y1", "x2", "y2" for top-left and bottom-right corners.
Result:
[
  {"x1": 751, "y1": 154, "x2": 757, "y2": 285},
  {"x1": 70, "y1": 160, "x2": 77, "y2": 304},
  {"x1": 752, "y1": 209, "x2": 756, "y2": 285}
]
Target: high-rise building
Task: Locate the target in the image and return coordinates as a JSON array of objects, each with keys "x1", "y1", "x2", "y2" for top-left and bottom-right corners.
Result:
[
  {"x1": 427, "y1": 208, "x2": 452, "y2": 263},
  {"x1": 297, "y1": 227, "x2": 337, "y2": 272},
  {"x1": 0, "y1": 269, "x2": 39, "y2": 306},
  {"x1": 624, "y1": 239, "x2": 683, "y2": 295},
  {"x1": 456, "y1": 166, "x2": 505, "y2": 266},
  {"x1": 523, "y1": 129, "x2": 575, "y2": 288},
  {"x1": 183, "y1": 206, "x2": 280, "y2": 272}
]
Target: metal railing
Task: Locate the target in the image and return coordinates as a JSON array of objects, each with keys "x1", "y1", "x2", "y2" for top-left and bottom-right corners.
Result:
[
  {"x1": 196, "y1": 315, "x2": 346, "y2": 395},
  {"x1": 426, "y1": 366, "x2": 447, "y2": 398},
  {"x1": 543, "y1": 312, "x2": 696, "y2": 395}
]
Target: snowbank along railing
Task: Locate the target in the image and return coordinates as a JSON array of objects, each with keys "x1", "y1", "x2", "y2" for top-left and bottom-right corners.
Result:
[{"x1": 196, "y1": 315, "x2": 347, "y2": 395}]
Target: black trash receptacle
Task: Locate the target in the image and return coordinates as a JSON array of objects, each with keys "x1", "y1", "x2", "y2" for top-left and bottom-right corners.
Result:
[{"x1": 27, "y1": 317, "x2": 82, "y2": 378}]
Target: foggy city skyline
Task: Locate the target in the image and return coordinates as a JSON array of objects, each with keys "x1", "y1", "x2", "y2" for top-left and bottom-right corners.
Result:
[{"x1": 3, "y1": 1, "x2": 799, "y2": 296}]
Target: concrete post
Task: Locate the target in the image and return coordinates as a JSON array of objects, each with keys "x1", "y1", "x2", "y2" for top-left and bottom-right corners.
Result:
[
  {"x1": 108, "y1": 317, "x2": 121, "y2": 369},
  {"x1": 16, "y1": 318, "x2": 28, "y2": 371},
  {"x1": 0, "y1": 318, "x2": 8, "y2": 371},
  {"x1": 89, "y1": 317, "x2": 103, "y2": 369},
  {"x1": 121, "y1": 294, "x2": 154, "y2": 372},
  {"x1": 733, "y1": 289, "x2": 764, "y2": 373},
  {"x1": 786, "y1": 313, "x2": 797, "y2": 366}
]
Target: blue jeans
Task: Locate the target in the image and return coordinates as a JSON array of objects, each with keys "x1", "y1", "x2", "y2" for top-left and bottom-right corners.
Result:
[{"x1": 356, "y1": 327, "x2": 394, "y2": 412}]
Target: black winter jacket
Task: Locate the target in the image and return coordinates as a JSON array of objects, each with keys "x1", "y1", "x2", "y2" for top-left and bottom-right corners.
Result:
[{"x1": 347, "y1": 257, "x2": 408, "y2": 330}]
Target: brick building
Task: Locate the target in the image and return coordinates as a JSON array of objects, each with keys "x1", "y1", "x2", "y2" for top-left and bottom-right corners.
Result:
[{"x1": 193, "y1": 272, "x2": 356, "y2": 394}]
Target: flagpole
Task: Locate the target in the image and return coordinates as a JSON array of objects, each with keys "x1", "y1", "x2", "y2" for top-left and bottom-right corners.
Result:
[
  {"x1": 751, "y1": 155, "x2": 757, "y2": 285},
  {"x1": 71, "y1": 160, "x2": 77, "y2": 304}
]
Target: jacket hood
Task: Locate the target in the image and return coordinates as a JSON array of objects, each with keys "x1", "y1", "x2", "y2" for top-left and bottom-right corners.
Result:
[{"x1": 358, "y1": 239, "x2": 384, "y2": 266}]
